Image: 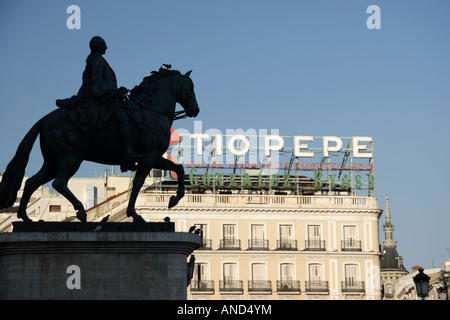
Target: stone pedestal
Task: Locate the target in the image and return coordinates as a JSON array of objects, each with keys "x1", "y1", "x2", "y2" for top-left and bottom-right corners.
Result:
[{"x1": 0, "y1": 230, "x2": 200, "y2": 300}]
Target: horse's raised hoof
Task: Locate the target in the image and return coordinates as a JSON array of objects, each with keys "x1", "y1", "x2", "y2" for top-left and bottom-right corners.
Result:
[
  {"x1": 168, "y1": 196, "x2": 179, "y2": 209},
  {"x1": 76, "y1": 210, "x2": 87, "y2": 223}
]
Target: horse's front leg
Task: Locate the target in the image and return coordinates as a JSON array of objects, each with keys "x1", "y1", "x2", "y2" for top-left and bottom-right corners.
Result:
[
  {"x1": 154, "y1": 157, "x2": 185, "y2": 208},
  {"x1": 126, "y1": 164, "x2": 151, "y2": 223}
]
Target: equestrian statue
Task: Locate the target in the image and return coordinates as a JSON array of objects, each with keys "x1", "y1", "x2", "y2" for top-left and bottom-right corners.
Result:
[{"x1": 0, "y1": 36, "x2": 200, "y2": 223}]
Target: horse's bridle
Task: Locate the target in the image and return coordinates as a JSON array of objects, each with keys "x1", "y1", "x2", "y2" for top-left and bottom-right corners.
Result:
[{"x1": 128, "y1": 93, "x2": 188, "y2": 121}]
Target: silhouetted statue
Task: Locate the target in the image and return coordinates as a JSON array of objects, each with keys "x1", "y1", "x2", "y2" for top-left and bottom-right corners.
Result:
[
  {"x1": 0, "y1": 37, "x2": 199, "y2": 223},
  {"x1": 57, "y1": 36, "x2": 136, "y2": 171}
]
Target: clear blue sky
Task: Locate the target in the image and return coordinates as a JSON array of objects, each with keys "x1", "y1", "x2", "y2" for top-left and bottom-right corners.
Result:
[{"x1": 1, "y1": 0, "x2": 449, "y2": 270}]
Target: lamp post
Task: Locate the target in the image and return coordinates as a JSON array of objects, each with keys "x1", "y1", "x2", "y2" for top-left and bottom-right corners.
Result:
[{"x1": 413, "y1": 268, "x2": 430, "y2": 300}]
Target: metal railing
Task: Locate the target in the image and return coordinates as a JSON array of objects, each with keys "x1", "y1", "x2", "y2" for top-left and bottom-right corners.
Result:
[
  {"x1": 190, "y1": 280, "x2": 215, "y2": 293},
  {"x1": 341, "y1": 240, "x2": 362, "y2": 251},
  {"x1": 248, "y1": 280, "x2": 272, "y2": 292},
  {"x1": 341, "y1": 281, "x2": 365, "y2": 293},
  {"x1": 197, "y1": 239, "x2": 212, "y2": 250},
  {"x1": 304, "y1": 240, "x2": 326, "y2": 251},
  {"x1": 305, "y1": 281, "x2": 329, "y2": 293},
  {"x1": 219, "y1": 280, "x2": 244, "y2": 292},
  {"x1": 276, "y1": 280, "x2": 301, "y2": 293},
  {"x1": 276, "y1": 239, "x2": 298, "y2": 250},
  {"x1": 248, "y1": 239, "x2": 269, "y2": 250},
  {"x1": 219, "y1": 239, "x2": 241, "y2": 250}
]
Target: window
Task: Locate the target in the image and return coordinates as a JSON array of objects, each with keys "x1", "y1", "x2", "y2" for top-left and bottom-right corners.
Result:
[
  {"x1": 306, "y1": 225, "x2": 325, "y2": 250},
  {"x1": 280, "y1": 225, "x2": 293, "y2": 240},
  {"x1": 278, "y1": 225, "x2": 296, "y2": 249},
  {"x1": 251, "y1": 263, "x2": 266, "y2": 282},
  {"x1": 342, "y1": 225, "x2": 361, "y2": 251},
  {"x1": 249, "y1": 263, "x2": 271, "y2": 292},
  {"x1": 193, "y1": 263, "x2": 209, "y2": 282},
  {"x1": 385, "y1": 284, "x2": 394, "y2": 298},
  {"x1": 191, "y1": 263, "x2": 213, "y2": 292},
  {"x1": 308, "y1": 225, "x2": 321, "y2": 241},
  {"x1": 250, "y1": 224, "x2": 268, "y2": 249},
  {"x1": 194, "y1": 223, "x2": 210, "y2": 248},
  {"x1": 343, "y1": 226, "x2": 357, "y2": 242},
  {"x1": 278, "y1": 263, "x2": 300, "y2": 292},
  {"x1": 251, "y1": 224, "x2": 265, "y2": 241},
  {"x1": 345, "y1": 264, "x2": 359, "y2": 285},
  {"x1": 221, "y1": 224, "x2": 240, "y2": 250},
  {"x1": 223, "y1": 224, "x2": 236, "y2": 240},
  {"x1": 49, "y1": 205, "x2": 61, "y2": 212},
  {"x1": 86, "y1": 185, "x2": 97, "y2": 209},
  {"x1": 309, "y1": 263, "x2": 323, "y2": 282},
  {"x1": 223, "y1": 263, "x2": 237, "y2": 282},
  {"x1": 280, "y1": 263, "x2": 294, "y2": 282},
  {"x1": 306, "y1": 263, "x2": 328, "y2": 292}
]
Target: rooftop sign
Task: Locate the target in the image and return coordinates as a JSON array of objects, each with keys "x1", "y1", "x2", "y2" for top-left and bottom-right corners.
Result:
[{"x1": 166, "y1": 122, "x2": 375, "y2": 195}]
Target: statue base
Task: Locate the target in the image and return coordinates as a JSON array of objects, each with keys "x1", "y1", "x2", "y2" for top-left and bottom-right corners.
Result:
[{"x1": 0, "y1": 223, "x2": 200, "y2": 300}]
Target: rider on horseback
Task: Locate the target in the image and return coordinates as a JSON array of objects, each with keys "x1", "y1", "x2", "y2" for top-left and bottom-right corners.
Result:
[{"x1": 56, "y1": 36, "x2": 136, "y2": 172}]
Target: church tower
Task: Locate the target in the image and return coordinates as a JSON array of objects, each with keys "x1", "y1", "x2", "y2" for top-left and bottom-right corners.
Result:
[{"x1": 380, "y1": 195, "x2": 408, "y2": 299}]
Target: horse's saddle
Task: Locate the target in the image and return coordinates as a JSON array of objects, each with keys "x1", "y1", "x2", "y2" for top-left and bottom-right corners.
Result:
[{"x1": 56, "y1": 94, "x2": 142, "y2": 132}]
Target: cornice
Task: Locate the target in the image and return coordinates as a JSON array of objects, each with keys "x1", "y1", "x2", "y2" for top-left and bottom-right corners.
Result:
[{"x1": 137, "y1": 206, "x2": 382, "y2": 217}]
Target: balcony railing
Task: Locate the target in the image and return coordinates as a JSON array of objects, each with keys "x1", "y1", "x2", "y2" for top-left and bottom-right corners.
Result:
[
  {"x1": 219, "y1": 239, "x2": 241, "y2": 250},
  {"x1": 341, "y1": 281, "x2": 365, "y2": 293},
  {"x1": 276, "y1": 280, "x2": 301, "y2": 293},
  {"x1": 341, "y1": 240, "x2": 362, "y2": 251},
  {"x1": 138, "y1": 193, "x2": 379, "y2": 210},
  {"x1": 219, "y1": 280, "x2": 244, "y2": 293},
  {"x1": 305, "y1": 281, "x2": 329, "y2": 293},
  {"x1": 190, "y1": 280, "x2": 215, "y2": 293},
  {"x1": 248, "y1": 239, "x2": 269, "y2": 250},
  {"x1": 304, "y1": 240, "x2": 326, "y2": 251},
  {"x1": 198, "y1": 239, "x2": 212, "y2": 250},
  {"x1": 277, "y1": 239, "x2": 298, "y2": 250},
  {"x1": 248, "y1": 280, "x2": 272, "y2": 293}
]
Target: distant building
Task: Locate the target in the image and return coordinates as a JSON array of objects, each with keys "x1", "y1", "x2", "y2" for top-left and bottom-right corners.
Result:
[{"x1": 380, "y1": 195, "x2": 408, "y2": 299}]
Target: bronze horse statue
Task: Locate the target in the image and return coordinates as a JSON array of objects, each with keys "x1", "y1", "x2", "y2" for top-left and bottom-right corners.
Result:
[{"x1": 0, "y1": 68, "x2": 199, "y2": 223}]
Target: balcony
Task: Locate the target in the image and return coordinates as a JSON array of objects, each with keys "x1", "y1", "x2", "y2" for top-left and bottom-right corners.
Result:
[
  {"x1": 276, "y1": 280, "x2": 301, "y2": 293},
  {"x1": 219, "y1": 280, "x2": 244, "y2": 293},
  {"x1": 219, "y1": 239, "x2": 241, "y2": 250},
  {"x1": 198, "y1": 239, "x2": 212, "y2": 250},
  {"x1": 248, "y1": 239, "x2": 269, "y2": 250},
  {"x1": 341, "y1": 281, "x2": 365, "y2": 293},
  {"x1": 248, "y1": 280, "x2": 272, "y2": 293},
  {"x1": 190, "y1": 280, "x2": 215, "y2": 293},
  {"x1": 341, "y1": 240, "x2": 362, "y2": 251},
  {"x1": 277, "y1": 239, "x2": 298, "y2": 250},
  {"x1": 304, "y1": 240, "x2": 326, "y2": 251},
  {"x1": 305, "y1": 281, "x2": 329, "y2": 293},
  {"x1": 138, "y1": 193, "x2": 379, "y2": 210}
]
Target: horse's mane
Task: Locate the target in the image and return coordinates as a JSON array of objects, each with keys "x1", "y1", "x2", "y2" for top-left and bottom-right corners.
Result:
[{"x1": 129, "y1": 67, "x2": 181, "y2": 98}]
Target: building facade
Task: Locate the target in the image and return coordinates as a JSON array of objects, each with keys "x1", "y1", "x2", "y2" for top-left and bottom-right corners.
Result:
[
  {"x1": 1, "y1": 171, "x2": 384, "y2": 300},
  {"x1": 130, "y1": 187, "x2": 383, "y2": 300}
]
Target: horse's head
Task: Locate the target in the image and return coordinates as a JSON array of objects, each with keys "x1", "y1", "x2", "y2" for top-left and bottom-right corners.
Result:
[
  {"x1": 131, "y1": 68, "x2": 199, "y2": 120},
  {"x1": 175, "y1": 70, "x2": 200, "y2": 118}
]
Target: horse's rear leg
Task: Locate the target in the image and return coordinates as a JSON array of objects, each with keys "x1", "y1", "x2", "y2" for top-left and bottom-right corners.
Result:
[
  {"x1": 52, "y1": 158, "x2": 86, "y2": 222},
  {"x1": 17, "y1": 161, "x2": 56, "y2": 222}
]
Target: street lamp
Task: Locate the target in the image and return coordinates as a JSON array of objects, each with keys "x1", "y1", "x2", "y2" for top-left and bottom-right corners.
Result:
[{"x1": 413, "y1": 268, "x2": 430, "y2": 299}]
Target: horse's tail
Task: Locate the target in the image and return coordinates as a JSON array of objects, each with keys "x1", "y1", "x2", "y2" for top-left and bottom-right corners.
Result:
[{"x1": 0, "y1": 119, "x2": 43, "y2": 209}]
